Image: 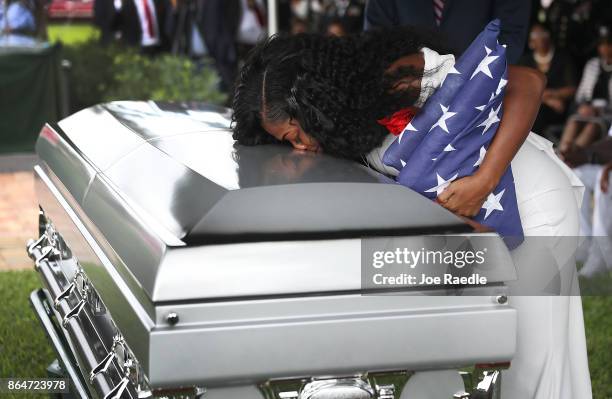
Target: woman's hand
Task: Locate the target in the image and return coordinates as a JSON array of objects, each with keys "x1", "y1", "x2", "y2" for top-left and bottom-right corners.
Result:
[
  {"x1": 600, "y1": 163, "x2": 612, "y2": 194},
  {"x1": 437, "y1": 173, "x2": 496, "y2": 217},
  {"x1": 435, "y1": 66, "x2": 544, "y2": 219},
  {"x1": 577, "y1": 103, "x2": 597, "y2": 118}
]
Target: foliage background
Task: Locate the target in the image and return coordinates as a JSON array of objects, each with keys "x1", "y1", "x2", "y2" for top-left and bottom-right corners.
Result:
[{"x1": 61, "y1": 41, "x2": 227, "y2": 114}]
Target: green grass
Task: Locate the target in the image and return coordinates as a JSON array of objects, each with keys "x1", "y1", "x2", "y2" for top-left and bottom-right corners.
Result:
[
  {"x1": 580, "y1": 271, "x2": 612, "y2": 296},
  {"x1": 0, "y1": 270, "x2": 54, "y2": 399},
  {"x1": 0, "y1": 270, "x2": 610, "y2": 397},
  {"x1": 47, "y1": 23, "x2": 99, "y2": 45},
  {"x1": 583, "y1": 296, "x2": 612, "y2": 398}
]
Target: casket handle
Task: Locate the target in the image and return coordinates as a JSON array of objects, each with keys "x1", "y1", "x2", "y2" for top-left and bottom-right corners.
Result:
[{"x1": 62, "y1": 299, "x2": 86, "y2": 327}]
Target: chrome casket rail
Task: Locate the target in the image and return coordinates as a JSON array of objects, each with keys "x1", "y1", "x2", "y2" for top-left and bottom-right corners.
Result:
[
  {"x1": 27, "y1": 232, "x2": 145, "y2": 399},
  {"x1": 27, "y1": 216, "x2": 506, "y2": 399}
]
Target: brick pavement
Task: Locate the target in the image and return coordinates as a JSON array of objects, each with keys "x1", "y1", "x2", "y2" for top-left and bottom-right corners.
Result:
[{"x1": 0, "y1": 166, "x2": 38, "y2": 270}]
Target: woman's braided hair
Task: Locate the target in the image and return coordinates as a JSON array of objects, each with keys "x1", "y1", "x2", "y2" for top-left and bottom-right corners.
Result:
[{"x1": 231, "y1": 27, "x2": 451, "y2": 160}]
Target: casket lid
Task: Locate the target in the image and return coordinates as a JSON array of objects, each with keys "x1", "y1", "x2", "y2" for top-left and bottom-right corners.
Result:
[
  {"x1": 34, "y1": 101, "x2": 519, "y2": 303},
  {"x1": 44, "y1": 101, "x2": 470, "y2": 246}
]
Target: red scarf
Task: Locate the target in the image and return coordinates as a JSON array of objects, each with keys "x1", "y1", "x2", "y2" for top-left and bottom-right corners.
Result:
[{"x1": 377, "y1": 107, "x2": 418, "y2": 136}]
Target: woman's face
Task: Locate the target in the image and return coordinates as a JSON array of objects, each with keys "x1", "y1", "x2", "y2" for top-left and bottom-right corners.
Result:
[
  {"x1": 529, "y1": 26, "x2": 551, "y2": 52},
  {"x1": 259, "y1": 53, "x2": 424, "y2": 154},
  {"x1": 261, "y1": 117, "x2": 321, "y2": 152}
]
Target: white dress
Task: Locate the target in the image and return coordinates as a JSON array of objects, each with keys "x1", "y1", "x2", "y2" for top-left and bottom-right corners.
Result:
[
  {"x1": 368, "y1": 48, "x2": 593, "y2": 399},
  {"x1": 504, "y1": 134, "x2": 592, "y2": 399}
]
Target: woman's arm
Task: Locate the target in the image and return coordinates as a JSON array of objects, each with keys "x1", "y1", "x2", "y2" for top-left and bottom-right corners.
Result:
[{"x1": 437, "y1": 66, "x2": 546, "y2": 216}]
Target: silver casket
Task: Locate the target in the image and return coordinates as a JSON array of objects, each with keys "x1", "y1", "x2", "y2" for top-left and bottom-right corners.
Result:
[{"x1": 27, "y1": 101, "x2": 517, "y2": 399}]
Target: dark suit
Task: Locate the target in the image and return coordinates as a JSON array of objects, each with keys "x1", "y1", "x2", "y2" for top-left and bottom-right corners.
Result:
[
  {"x1": 94, "y1": 0, "x2": 169, "y2": 50},
  {"x1": 119, "y1": 0, "x2": 169, "y2": 50},
  {"x1": 364, "y1": 0, "x2": 530, "y2": 64},
  {"x1": 93, "y1": 0, "x2": 120, "y2": 44},
  {"x1": 196, "y1": 0, "x2": 241, "y2": 91}
]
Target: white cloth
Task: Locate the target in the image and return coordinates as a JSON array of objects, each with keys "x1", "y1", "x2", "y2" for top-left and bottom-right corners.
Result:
[
  {"x1": 364, "y1": 134, "x2": 399, "y2": 176},
  {"x1": 366, "y1": 47, "x2": 593, "y2": 398},
  {"x1": 573, "y1": 164, "x2": 612, "y2": 276},
  {"x1": 416, "y1": 47, "x2": 456, "y2": 107}
]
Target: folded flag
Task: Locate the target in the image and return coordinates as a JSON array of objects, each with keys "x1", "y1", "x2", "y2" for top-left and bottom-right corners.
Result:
[{"x1": 383, "y1": 19, "x2": 524, "y2": 248}]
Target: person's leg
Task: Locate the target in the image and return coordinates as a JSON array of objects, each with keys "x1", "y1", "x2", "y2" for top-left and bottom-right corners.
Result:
[
  {"x1": 574, "y1": 122, "x2": 602, "y2": 148},
  {"x1": 560, "y1": 104, "x2": 599, "y2": 153},
  {"x1": 559, "y1": 119, "x2": 583, "y2": 153}
]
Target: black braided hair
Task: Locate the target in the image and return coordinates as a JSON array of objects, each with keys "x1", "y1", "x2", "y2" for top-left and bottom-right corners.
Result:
[{"x1": 231, "y1": 27, "x2": 452, "y2": 160}]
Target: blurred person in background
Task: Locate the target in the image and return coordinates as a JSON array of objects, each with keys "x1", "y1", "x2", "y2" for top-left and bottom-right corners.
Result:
[
  {"x1": 289, "y1": 0, "x2": 323, "y2": 31},
  {"x1": 290, "y1": 17, "x2": 307, "y2": 34},
  {"x1": 563, "y1": 133, "x2": 612, "y2": 277},
  {"x1": 364, "y1": 0, "x2": 530, "y2": 64},
  {"x1": 540, "y1": 0, "x2": 612, "y2": 69},
  {"x1": 173, "y1": 0, "x2": 265, "y2": 93},
  {"x1": 320, "y1": 0, "x2": 364, "y2": 34},
  {"x1": 559, "y1": 27, "x2": 612, "y2": 156},
  {"x1": 325, "y1": 17, "x2": 346, "y2": 37},
  {"x1": 283, "y1": 0, "x2": 364, "y2": 36},
  {"x1": 93, "y1": 0, "x2": 169, "y2": 53},
  {"x1": 94, "y1": 0, "x2": 121, "y2": 44},
  {"x1": 0, "y1": 0, "x2": 35, "y2": 35},
  {"x1": 520, "y1": 23, "x2": 576, "y2": 137},
  {"x1": 236, "y1": 0, "x2": 266, "y2": 59}
]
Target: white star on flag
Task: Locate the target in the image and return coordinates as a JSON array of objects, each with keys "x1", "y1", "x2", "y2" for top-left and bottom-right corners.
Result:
[
  {"x1": 429, "y1": 104, "x2": 457, "y2": 133},
  {"x1": 448, "y1": 65, "x2": 461, "y2": 75},
  {"x1": 477, "y1": 104, "x2": 501, "y2": 134},
  {"x1": 425, "y1": 172, "x2": 458, "y2": 196},
  {"x1": 495, "y1": 78, "x2": 507, "y2": 95},
  {"x1": 473, "y1": 146, "x2": 487, "y2": 167},
  {"x1": 400, "y1": 159, "x2": 406, "y2": 167},
  {"x1": 470, "y1": 46, "x2": 499, "y2": 80},
  {"x1": 441, "y1": 65, "x2": 461, "y2": 85},
  {"x1": 405, "y1": 122, "x2": 417, "y2": 131},
  {"x1": 482, "y1": 189, "x2": 505, "y2": 219},
  {"x1": 475, "y1": 93, "x2": 496, "y2": 112},
  {"x1": 443, "y1": 143, "x2": 456, "y2": 152},
  {"x1": 399, "y1": 122, "x2": 418, "y2": 144}
]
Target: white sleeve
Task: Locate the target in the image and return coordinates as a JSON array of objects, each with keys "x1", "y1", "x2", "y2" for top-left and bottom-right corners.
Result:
[{"x1": 364, "y1": 134, "x2": 400, "y2": 176}]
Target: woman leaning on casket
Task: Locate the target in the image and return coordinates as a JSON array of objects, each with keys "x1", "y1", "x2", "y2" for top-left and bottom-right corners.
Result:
[{"x1": 231, "y1": 26, "x2": 592, "y2": 398}]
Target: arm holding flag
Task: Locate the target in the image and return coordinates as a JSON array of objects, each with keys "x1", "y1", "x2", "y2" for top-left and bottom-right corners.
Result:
[
  {"x1": 381, "y1": 19, "x2": 539, "y2": 245},
  {"x1": 438, "y1": 66, "x2": 546, "y2": 217}
]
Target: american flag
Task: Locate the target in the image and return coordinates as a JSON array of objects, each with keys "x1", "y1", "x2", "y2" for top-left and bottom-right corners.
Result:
[{"x1": 383, "y1": 20, "x2": 524, "y2": 248}]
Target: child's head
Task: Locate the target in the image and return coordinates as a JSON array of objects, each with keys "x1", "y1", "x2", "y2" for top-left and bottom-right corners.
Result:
[{"x1": 597, "y1": 26, "x2": 612, "y2": 64}]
